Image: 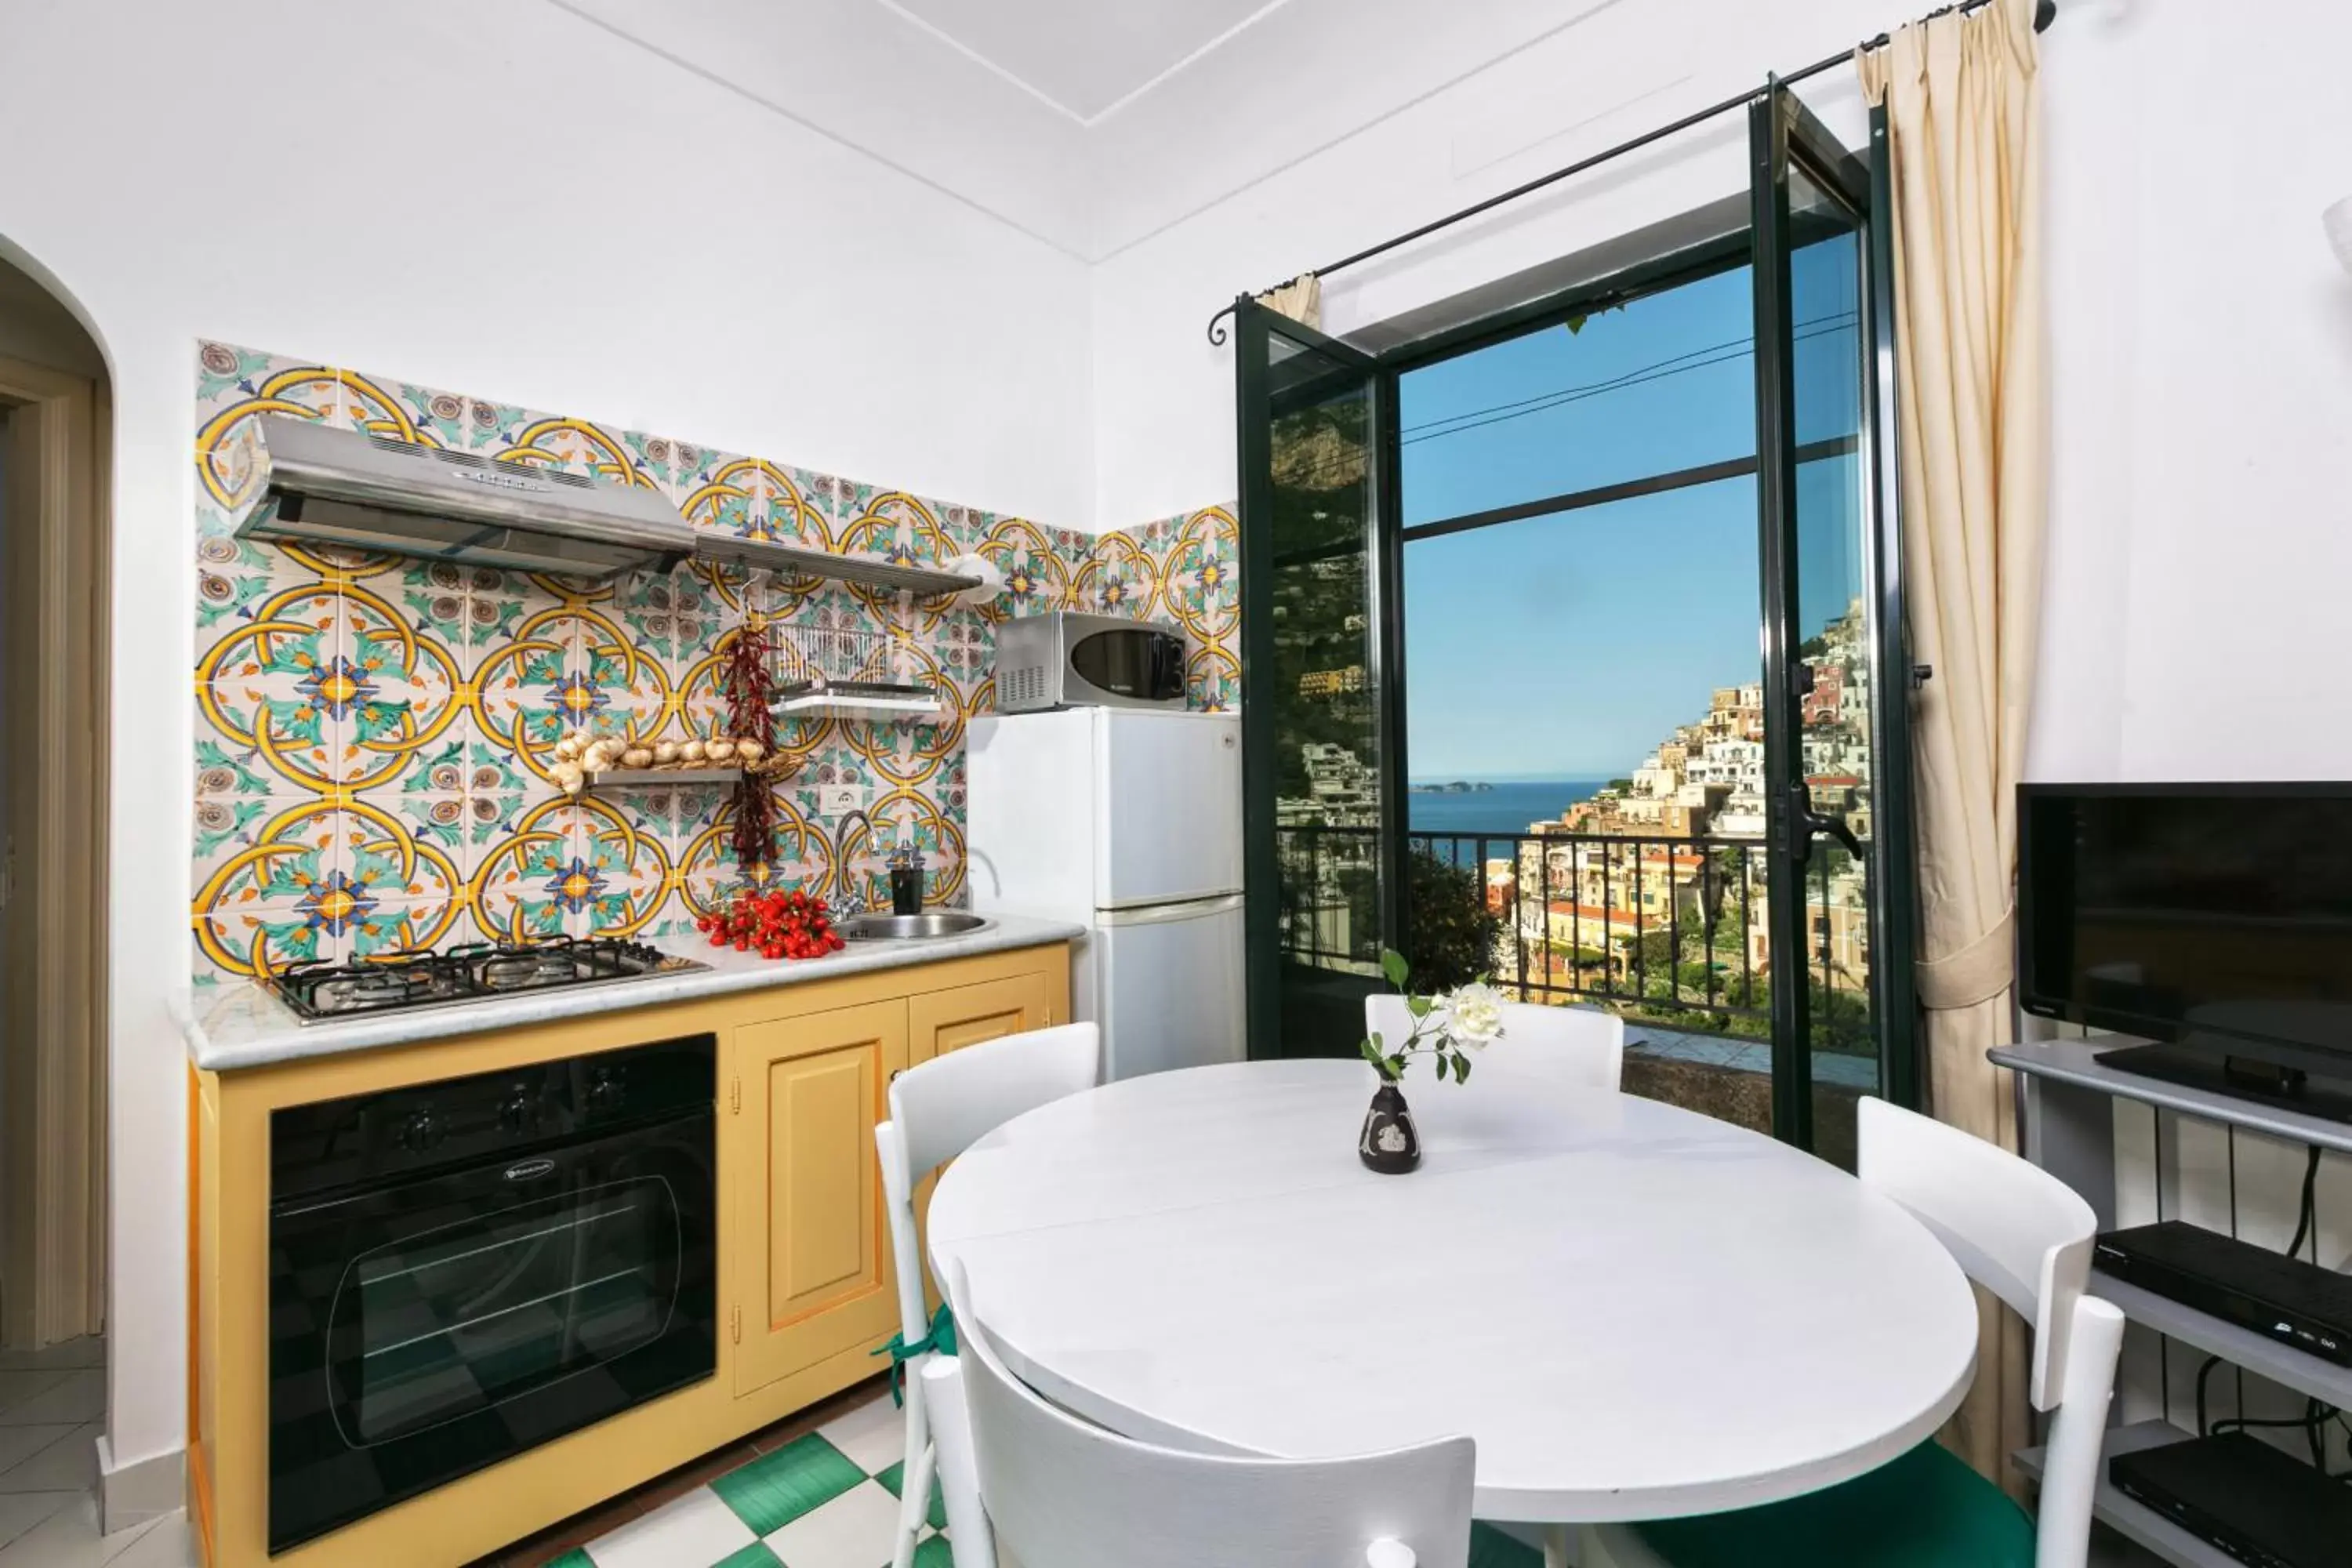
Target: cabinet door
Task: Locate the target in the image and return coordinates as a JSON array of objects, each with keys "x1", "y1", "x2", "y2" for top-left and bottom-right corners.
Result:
[
  {"x1": 904, "y1": 969, "x2": 1060, "y2": 1305},
  {"x1": 908, "y1": 970, "x2": 1058, "y2": 1069},
  {"x1": 730, "y1": 1000, "x2": 908, "y2": 1396}
]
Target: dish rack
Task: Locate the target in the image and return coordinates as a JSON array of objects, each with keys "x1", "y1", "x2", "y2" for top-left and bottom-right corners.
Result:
[{"x1": 769, "y1": 622, "x2": 946, "y2": 720}]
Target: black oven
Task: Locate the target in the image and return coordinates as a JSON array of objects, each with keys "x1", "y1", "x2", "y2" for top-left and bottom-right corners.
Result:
[{"x1": 267, "y1": 1034, "x2": 717, "y2": 1553}]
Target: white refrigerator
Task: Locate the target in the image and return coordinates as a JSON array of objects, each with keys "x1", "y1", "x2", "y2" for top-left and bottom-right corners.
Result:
[{"x1": 964, "y1": 709, "x2": 1245, "y2": 1080}]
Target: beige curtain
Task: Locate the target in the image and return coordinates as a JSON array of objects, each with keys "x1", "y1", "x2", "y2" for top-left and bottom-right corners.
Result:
[
  {"x1": 1858, "y1": 0, "x2": 2046, "y2": 1490},
  {"x1": 1256, "y1": 272, "x2": 1323, "y2": 330}
]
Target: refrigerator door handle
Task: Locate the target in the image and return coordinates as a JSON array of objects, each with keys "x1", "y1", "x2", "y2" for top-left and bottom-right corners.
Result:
[{"x1": 1094, "y1": 892, "x2": 1245, "y2": 928}]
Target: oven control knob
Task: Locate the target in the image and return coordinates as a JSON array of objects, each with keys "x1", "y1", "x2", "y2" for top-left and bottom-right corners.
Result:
[
  {"x1": 397, "y1": 1108, "x2": 445, "y2": 1154},
  {"x1": 586, "y1": 1069, "x2": 625, "y2": 1115},
  {"x1": 498, "y1": 1087, "x2": 537, "y2": 1136}
]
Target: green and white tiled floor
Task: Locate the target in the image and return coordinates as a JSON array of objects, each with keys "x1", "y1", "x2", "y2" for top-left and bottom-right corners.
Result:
[
  {"x1": 540, "y1": 1392, "x2": 947, "y2": 1568},
  {"x1": 532, "y1": 1387, "x2": 1543, "y2": 1568}
]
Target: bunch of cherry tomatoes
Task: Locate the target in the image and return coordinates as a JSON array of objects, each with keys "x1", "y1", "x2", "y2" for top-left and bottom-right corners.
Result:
[{"x1": 697, "y1": 887, "x2": 846, "y2": 961}]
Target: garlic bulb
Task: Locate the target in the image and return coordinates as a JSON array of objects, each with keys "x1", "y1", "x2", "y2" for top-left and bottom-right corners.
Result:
[
  {"x1": 734, "y1": 739, "x2": 766, "y2": 767},
  {"x1": 652, "y1": 740, "x2": 681, "y2": 766},
  {"x1": 681, "y1": 739, "x2": 707, "y2": 764},
  {"x1": 621, "y1": 746, "x2": 654, "y2": 769},
  {"x1": 705, "y1": 737, "x2": 738, "y2": 764},
  {"x1": 552, "y1": 760, "x2": 586, "y2": 796}
]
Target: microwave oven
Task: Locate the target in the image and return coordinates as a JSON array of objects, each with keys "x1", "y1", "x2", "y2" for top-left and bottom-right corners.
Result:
[{"x1": 996, "y1": 611, "x2": 1188, "y2": 712}]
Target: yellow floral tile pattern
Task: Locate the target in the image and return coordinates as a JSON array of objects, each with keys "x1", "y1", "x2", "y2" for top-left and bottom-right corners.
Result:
[{"x1": 189, "y1": 342, "x2": 1239, "y2": 983}]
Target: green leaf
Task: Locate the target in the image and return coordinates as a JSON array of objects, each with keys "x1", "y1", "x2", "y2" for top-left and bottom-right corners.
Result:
[
  {"x1": 1359, "y1": 1037, "x2": 1385, "y2": 1067},
  {"x1": 1406, "y1": 993, "x2": 1433, "y2": 1018},
  {"x1": 1454, "y1": 1053, "x2": 1472, "y2": 1084},
  {"x1": 1387, "y1": 1053, "x2": 1409, "y2": 1080},
  {"x1": 1381, "y1": 948, "x2": 1410, "y2": 990}
]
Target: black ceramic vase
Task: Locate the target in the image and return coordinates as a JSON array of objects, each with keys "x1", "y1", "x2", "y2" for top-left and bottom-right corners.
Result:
[{"x1": 1359, "y1": 1080, "x2": 1421, "y2": 1174}]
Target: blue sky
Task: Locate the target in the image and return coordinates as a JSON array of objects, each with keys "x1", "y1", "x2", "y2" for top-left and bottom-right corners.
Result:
[{"x1": 1400, "y1": 247, "x2": 1862, "y2": 780}]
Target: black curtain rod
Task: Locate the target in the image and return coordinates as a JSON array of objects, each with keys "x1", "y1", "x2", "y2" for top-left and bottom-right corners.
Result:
[{"x1": 1207, "y1": 0, "x2": 2054, "y2": 344}]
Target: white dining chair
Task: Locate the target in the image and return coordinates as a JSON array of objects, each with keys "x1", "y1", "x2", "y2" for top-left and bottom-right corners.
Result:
[
  {"x1": 874, "y1": 1021, "x2": 1102, "y2": 1568},
  {"x1": 925, "y1": 1258, "x2": 1477, "y2": 1568},
  {"x1": 1365, "y1": 993, "x2": 1624, "y2": 1091},
  {"x1": 1585, "y1": 1095, "x2": 2127, "y2": 1568}
]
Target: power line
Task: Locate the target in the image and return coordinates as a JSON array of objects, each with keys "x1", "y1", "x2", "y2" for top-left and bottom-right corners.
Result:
[
  {"x1": 1265, "y1": 311, "x2": 1864, "y2": 492},
  {"x1": 1399, "y1": 310, "x2": 1858, "y2": 442},
  {"x1": 1399, "y1": 317, "x2": 1858, "y2": 450}
]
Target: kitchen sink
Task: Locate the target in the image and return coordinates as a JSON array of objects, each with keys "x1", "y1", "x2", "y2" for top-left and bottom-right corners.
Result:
[{"x1": 839, "y1": 912, "x2": 993, "y2": 942}]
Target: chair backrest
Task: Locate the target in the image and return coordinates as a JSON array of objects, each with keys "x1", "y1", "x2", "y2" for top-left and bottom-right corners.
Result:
[
  {"x1": 875, "y1": 1022, "x2": 1100, "y2": 1340},
  {"x1": 1855, "y1": 1098, "x2": 2126, "y2": 1568},
  {"x1": 933, "y1": 1259, "x2": 1475, "y2": 1568},
  {"x1": 1365, "y1": 994, "x2": 1623, "y2": 1091}
]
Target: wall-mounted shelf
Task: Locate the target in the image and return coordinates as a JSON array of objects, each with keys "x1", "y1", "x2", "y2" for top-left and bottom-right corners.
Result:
[
  {"x1": 585, "y1": 767, "x2": 743, "y2": 786},
  {"x1": 691, "y1": 534, "x2": 981, "y2": 597},
  {"x1": 2013, "y1": 1421, "x2": 2227, "y2": 1568},
  {"x1": 576, "y1": 762, "x2": 800, "y2": 789},
  {"x1": 774, "y1": 688, "x2": 945, "y2": 723}
]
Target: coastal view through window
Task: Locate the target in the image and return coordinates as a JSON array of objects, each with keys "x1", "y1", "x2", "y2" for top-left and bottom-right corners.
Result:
[{"x1": 1270, "y1": 235, "x2": 1879, "y2": 1140}]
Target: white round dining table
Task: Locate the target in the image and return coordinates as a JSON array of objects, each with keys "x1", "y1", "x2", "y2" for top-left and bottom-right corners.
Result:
[{"x1": 926, "y1": 1057, "x2": 1979, "y2": 1555}]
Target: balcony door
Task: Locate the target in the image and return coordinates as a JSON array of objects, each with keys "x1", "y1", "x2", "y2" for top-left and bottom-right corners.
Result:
[
  {"x1": 1235, "y1": 84, "x2": 1915, "y2": 1160},
  {"x1": 1234, "y1": 308, "x2": 1401, "y2": 1064}
]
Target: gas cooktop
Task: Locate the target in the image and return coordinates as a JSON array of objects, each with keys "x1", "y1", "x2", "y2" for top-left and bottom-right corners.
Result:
[{"x1": 269, "y1": 935, "x2": 708, "y2": 1024}]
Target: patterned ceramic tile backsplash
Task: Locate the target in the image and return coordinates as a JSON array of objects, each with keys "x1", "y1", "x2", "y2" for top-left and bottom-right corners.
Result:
[{"x1": 190, "y1": 341, "x2": 1238, "y2": 984}]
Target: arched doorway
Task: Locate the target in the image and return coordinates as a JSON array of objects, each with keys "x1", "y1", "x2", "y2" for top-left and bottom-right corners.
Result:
[{"x1": 0, "y1": 245, "x2": 112, "y2": 1530}]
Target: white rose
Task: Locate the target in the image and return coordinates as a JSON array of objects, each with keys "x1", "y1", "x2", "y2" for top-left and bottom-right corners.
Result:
[{"x1": 1439, "y1": 982, "x2": 1504, "y2": 1048}]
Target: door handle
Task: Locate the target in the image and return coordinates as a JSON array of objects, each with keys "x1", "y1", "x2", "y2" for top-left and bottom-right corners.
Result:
[
  {"x1": 1785, "y1": 781, "x2": 1864, "y2": 865},
  {"x1": 1806, "y1": 810, "x2": 1864, "y2": 862}
]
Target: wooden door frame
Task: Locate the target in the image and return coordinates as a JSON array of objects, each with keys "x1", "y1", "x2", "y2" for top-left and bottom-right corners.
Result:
[{"x1": 0, "y1": 352, "x2": 109, "y2": 1348}]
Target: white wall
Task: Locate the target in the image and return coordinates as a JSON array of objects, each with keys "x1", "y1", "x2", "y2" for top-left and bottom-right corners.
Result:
[
  {"x1": 0, "y1": 0, "x2": 1090, "y2": 1476},
  {"x1": 1087, "y1": 0, "x2": 1896, "y2": 528},
  {"x1": 2031, "y1": 0, "x2": 2352, "y2": 784}
]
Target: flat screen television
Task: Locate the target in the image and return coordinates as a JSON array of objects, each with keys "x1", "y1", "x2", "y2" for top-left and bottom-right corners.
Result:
[{"x1": 2019, "y1": 782, "x2": 2352, "y2": 1117}]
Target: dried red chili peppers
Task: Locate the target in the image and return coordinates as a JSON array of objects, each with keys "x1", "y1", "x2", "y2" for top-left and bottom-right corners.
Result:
[{"x1": 722, "y1": 619, "x2": 781, "y2": 874}]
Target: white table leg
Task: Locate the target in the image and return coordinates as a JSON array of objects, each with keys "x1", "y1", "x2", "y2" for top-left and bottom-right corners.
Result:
[{"x1": 1543, "y1": 1523, "x2": 1574, "y2": 1567}]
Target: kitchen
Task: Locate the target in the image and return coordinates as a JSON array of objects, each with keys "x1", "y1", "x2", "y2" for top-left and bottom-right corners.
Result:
[
  {"x1": 10, "y1": 2, "x2": 2340, "y2": 1566},
  {"x1": 165, "y1": 336, "x2": 1243, "y2": 1566}
]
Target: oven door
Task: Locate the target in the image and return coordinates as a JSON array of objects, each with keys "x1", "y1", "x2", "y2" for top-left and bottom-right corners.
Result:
[
  {"x1": 1066, "y1": 622, "x2": 1186, "y2": 707},
  {"x1": 267, "y1": 1109, "x2": 715, "y2": 1552}
]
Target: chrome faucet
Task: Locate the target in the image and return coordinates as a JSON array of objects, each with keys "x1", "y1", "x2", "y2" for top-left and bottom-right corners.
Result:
[{"x1": 831, "y1": 809, "x2": 874, "y2": 916}]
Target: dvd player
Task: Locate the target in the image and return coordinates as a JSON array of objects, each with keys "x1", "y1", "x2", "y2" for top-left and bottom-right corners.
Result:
[
  {"x1": 2096, "y1": 1221, "x2": 2352, "y2": 1366},
  {"x1": 2111, "y1": 1432, "x2": 2352, "y2": 1568}
]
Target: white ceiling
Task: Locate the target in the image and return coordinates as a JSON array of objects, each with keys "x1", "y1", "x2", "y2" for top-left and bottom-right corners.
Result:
[
  {"x1": 877, "y1": 0, "x2": 1288, "y2": 123},
  {"x1": 546, "y1": 0, "x2": 1650, "y2": 260}
]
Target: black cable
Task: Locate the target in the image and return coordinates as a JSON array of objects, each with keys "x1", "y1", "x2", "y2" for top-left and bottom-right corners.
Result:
[{"x1": 2201, "y1": 1145, "x2": 2332, "y2": 1465}]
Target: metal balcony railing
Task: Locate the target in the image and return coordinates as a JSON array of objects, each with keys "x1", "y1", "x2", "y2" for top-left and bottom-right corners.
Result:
[{"x1": 1273, "y1": 823, "x2": 1869, "y2": 1053}]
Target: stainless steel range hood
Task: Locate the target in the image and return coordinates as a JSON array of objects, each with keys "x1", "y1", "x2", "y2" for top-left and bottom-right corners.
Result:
[{"x1": 237, "y1": 414, "x2": 699, "y2": 578}]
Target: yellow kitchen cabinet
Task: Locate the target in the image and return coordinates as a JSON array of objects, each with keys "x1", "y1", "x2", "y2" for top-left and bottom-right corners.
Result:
[
  {"x1": 728, "y1": 998, "x2": 907, "y2": 1396},
  {"x1": 909, "y1": 968, "x2": 1060, "y2": 1066},
  {"x1": 188, "y1": 938, "x2": 1069, "y2": 1568}
]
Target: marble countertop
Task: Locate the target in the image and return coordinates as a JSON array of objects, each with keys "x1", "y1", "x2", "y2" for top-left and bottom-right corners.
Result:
[{"x1": 172, "y1": 913, "x2": 1085, "y2": 1073}]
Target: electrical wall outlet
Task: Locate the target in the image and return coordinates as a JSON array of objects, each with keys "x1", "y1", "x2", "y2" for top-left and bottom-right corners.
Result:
[{"x1": 820, "y1": 784, "x2": 863, "y2": 815}]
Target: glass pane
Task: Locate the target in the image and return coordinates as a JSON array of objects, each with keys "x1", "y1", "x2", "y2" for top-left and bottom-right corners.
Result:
[
  {"x1": 1399, "y1": 249, "x2": 1791, "y2": 1140},
  {"x1": 1399, "y1": 265, "x2": 1756, "y2": 528},
  {"x1": 1264, "y1": 328, "x2": 1388, "y2": 1056},
  {"x1": 336, "y1": 1178, "x2": 675, "y2": 1443},
  {"x1": 1786, "y1": 164, "x2": 1878, "y2": 1167}
]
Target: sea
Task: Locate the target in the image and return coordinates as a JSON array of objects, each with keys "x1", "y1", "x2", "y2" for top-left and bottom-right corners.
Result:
[{"x1": 1407, "y1": 779, "x2": 1609, "y2": 837}]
